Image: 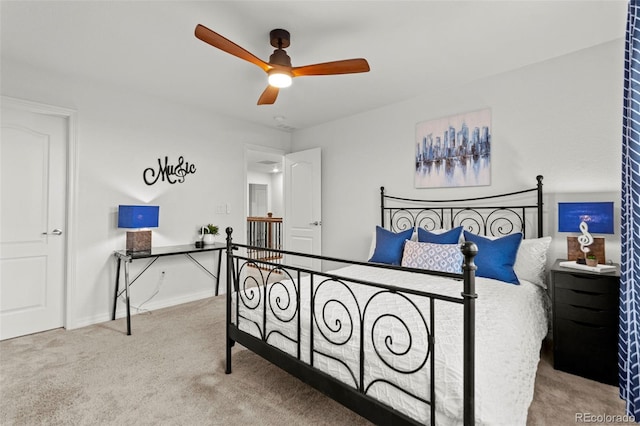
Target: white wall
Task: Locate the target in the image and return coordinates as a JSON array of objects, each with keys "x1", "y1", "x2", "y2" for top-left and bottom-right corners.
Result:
[
  {"x1": 248, "y1": 171, "x2": 273, "y2": 215},
  {"x1": 292, "y1": 40, "x2": 624, "y2": 265},
  {"x1": 271, "y1": 172, "x2": 284, "y2": 217},
  {"x1": 2, "y1": 60, "x2": 292, "y2": 329}
]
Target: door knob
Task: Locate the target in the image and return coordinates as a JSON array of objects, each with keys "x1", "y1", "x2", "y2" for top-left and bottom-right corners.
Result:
[
  {"x1": 309, "y1": 221, "x2": 322, "y2": 226},
  {"x1": 42, "y1": 228, "x2": 63, "y2": 236}
]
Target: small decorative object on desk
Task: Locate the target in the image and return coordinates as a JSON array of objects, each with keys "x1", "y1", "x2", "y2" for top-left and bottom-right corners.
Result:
[
  {"x1": 201, "y1": 224, "x2": 219, "y2": 245},
  {"x1": 585, "y1": 254, "x2": 598, "y2": 267}
]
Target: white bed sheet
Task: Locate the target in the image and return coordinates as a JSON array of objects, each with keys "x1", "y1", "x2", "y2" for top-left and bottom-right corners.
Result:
[{"x1": 232, "y1": 264, "x2": 548, "y2": 425}]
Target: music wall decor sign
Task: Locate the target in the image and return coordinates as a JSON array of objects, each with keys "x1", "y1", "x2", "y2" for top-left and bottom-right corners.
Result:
[{"x1": 143, "y1": 156, "x2": 196, "y2": 185}]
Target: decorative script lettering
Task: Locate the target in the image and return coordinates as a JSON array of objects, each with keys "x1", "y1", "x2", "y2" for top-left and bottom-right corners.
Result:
[{"x1": 143, "y1": 156, "x2": 196, "y2": 185}]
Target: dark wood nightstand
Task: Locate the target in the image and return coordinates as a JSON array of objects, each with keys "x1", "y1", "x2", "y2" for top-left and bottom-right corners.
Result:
[{"x1": 550, "y1": 259, "x2": 620, "y2": 385}]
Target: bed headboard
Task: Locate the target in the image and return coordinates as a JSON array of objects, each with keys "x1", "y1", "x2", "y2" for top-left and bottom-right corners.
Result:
[{"x1": 381, "y1": 175, "x2": 544, "y2": 238}]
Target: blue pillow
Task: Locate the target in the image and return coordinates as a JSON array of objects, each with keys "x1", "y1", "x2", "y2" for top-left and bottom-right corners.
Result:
[
  {"x1": 368, "y1": 226, "x2": 414, "y2": 265},
  {"x1": 463, "y1": 231, "x2": 523, "y2": 285},
  {"x1": 418, "y1": 226, "x2": 463, "y2": 244}
]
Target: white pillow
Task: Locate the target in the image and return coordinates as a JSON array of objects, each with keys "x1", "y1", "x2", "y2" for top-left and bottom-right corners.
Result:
[{"x1": 513, "y1": 236, "x2": 552, "y2": 288}]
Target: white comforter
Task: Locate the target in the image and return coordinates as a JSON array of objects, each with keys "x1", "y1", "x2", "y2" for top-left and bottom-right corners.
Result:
[{"x1": 233, "y1": 265, "x2": 548, "y2": 425}]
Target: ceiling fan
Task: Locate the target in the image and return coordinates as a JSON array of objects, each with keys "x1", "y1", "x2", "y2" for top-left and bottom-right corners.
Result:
[{"x1": 194, "y1": 24, "x2": 370, "y2": 105}]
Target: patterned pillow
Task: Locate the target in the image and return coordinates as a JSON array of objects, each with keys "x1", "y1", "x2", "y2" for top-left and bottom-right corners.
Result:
[{"x1": 401, "y1": 240, "x2": 463, "y2": 273}]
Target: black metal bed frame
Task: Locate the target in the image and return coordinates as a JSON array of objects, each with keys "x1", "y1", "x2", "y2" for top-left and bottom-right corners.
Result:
[
  {"x1": 382, "y1": 175, "x2": 544, "y2": 239},
  {"x1": 224, "y1": 176, "x2": 544, "y2": 426}
]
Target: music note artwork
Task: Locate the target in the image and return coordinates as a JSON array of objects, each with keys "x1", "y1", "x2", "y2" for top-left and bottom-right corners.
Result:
[{"x1": 577, "y1": 220, "x2": 594, "y2": 258}]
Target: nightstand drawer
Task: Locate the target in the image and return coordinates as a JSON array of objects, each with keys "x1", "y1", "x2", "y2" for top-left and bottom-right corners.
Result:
[
  {"x1": 554, "y1": 318, "x2": 618, "y2": 385},
  {"x1": 554, "y1": 287, "x2": 617, "y2": 310},
  {"x1": 553, "y1": 272, "x2": 618, "y2": 294},
  {"x1": 555, "y1": 317, "x2": 618, "y2": 344},
  {"x1": 554, "y1": 302, "x2": 617, "y2": 326}
]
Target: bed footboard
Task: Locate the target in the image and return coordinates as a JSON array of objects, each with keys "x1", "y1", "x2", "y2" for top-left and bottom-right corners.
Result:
[{"x1": 224, "y1": 227, "x2": 478, "y2": 425}]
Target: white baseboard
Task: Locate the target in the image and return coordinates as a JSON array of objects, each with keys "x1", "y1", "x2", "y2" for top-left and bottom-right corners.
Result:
[{"x1": 68, "y1": 290, "x2": 216, "y2": 330}]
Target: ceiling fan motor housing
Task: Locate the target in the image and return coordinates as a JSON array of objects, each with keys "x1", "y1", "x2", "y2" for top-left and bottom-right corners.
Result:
[{"x1": 269, "y1": 49, "x2": 291, "y2": 67}]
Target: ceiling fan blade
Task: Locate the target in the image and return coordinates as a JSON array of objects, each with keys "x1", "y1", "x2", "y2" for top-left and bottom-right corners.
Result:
[
  {"x1": 195, "y1": 24, "x2": 272, "y2": 72},
  {"x1": 257, "y1": 85, "x2": 279, "y2": 105},
  {"x1": 291, "y1": 58, "x2": 370, "y2": 77}
]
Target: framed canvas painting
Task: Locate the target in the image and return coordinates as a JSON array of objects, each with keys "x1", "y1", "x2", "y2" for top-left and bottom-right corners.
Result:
[{"x1": 415, "y1": 108, "x2": 491, "y2": 188}]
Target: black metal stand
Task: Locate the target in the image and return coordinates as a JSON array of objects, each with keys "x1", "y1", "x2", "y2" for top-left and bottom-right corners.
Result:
[{"x1": 112, "y1": 243, "x2": 224, "y2": 335}]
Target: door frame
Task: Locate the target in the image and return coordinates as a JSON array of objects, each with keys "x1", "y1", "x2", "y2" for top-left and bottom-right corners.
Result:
[{"x1": 2, "y1": 96, "x2": 78, "y2": 330}]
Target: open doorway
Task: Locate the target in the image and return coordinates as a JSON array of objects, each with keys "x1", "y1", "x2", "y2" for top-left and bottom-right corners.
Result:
[
  {"x1": 245, "y1": 148, "x2": 284, "y2": 219},
  {"x1": 245, "y1": 147, "x2": 284, "y2": 271},
  {"x1": 244, "y1": 146, "x2": 322, "y2": 270}
]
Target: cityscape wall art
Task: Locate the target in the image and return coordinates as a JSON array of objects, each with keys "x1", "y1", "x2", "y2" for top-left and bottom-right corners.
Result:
[{"x1": 415, "y1": 108, "x2": 492, "y2": 188}]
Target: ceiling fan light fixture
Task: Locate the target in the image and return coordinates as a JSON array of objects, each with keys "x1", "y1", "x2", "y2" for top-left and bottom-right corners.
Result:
[
  {"x1": 268, "y1": 70, "x2": 292, "y2": 88},
  {"x1": 195, "y1": 25, "x2": 369, "y2": 105}
]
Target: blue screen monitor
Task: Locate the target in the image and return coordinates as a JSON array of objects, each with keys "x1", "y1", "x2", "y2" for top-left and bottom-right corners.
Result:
[
  {"x1": 118, "y1": 205, "x2": 159, "y2": 229},
  {"x1": 558, "y1": 202, "x2": 614, "y2": 234}
]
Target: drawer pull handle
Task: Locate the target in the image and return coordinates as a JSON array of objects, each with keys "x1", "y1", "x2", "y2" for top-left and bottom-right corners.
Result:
[
  {"x1": 569, "y1": 289, "x2": 601, "y2": 296},
  {"x1": 569, "y1": 274, "x2": 600, "y2": 280},
  {"x1": 570, "y1": 320, "x2": 605, "y2": 329},
  {"x1": 569, "y1": 304, "x2": 605, "y2": 313}
]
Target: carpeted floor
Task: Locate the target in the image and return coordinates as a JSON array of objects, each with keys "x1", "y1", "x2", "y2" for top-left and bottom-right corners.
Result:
[{"x1": 0, "y1": 296, "x2": 628, "y2": 425}]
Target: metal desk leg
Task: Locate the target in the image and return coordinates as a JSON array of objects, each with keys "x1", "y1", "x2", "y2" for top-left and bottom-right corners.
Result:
[
  {"x1": 215, "y1": 249, "x2": 222, "y2": 296},
  {"x1": 112, "y1": 257, "x2": 121, "y2": 321},
  {"x1": 124, "y1": 260, "x2": 132, "y2": 336}
]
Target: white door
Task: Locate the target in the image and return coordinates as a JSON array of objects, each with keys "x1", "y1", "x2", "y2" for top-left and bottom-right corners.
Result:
[
  {"x1": 0, "y1": 105, "x2": 67, "y2": 340},
  {"x1": 284, "y1": 148, "x2": 321, "y2": 269}
]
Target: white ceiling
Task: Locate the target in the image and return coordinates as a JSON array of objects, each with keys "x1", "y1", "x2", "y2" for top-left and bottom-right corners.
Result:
[
  {"x1": 1, "y1": 1, "x2": 628, "y2": 133},
  {"x1": 246, "y1": 148, "x2": 284, "y2": 174}
]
